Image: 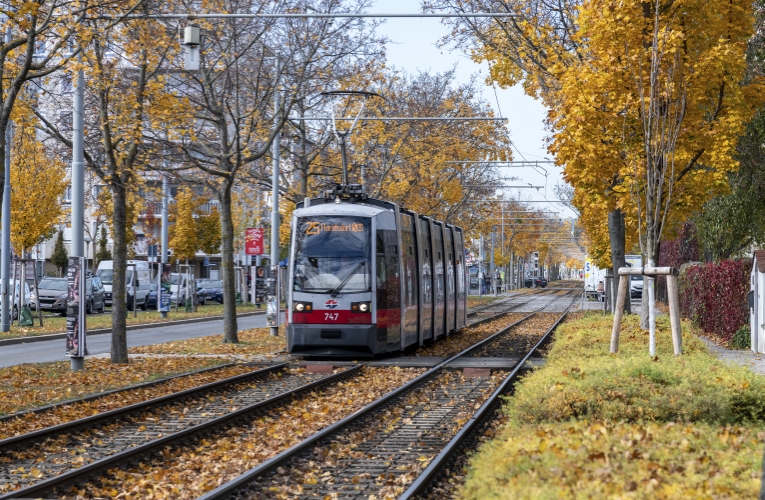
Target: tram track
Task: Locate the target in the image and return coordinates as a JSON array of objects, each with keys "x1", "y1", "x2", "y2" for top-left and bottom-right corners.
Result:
[
  {"x1": 0, "y1": 365, "x2": 365, "y2": 498},
  {"x1": 0, "y1": 286, "x2": 582, "y2": 499},
  {"x1": 402, "y1": 294, "x2": 579, "y2": 500},
  {"x1": 193, "y1": 287, "x2": 583, "y2": 500}
]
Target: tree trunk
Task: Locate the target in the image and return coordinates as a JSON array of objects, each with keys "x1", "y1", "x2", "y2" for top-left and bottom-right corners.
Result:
[
  {"x1": 219, "y1": 183, "x2": 238, "y2": 343},
  {"x1": 608, "y1": 209, "x2": 630, "y2": 315},
  {"x1": 110, "y1": 179, "x2": 129, "y2": 363}
]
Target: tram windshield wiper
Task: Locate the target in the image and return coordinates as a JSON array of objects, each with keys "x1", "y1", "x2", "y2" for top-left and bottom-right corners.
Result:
[{"x1": 329, "y1": 261, "x2": 366, "y2": 298}]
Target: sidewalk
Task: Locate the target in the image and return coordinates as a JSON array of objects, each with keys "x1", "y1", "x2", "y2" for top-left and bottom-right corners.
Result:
[{"x1": 699, "y1": 337, "x2": 765, "y2": 376}]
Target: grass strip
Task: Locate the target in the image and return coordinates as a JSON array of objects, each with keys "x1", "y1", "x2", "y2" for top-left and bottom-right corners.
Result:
[
  {"x1": 129, "y1": 327, "x2": 287, "y2": 356},
  {"x1": 0, "y1": 303, "x2": 263, "y2": 340},
  {"x1": 462, "y1": 312, "x2": 765, "y2": 499}
]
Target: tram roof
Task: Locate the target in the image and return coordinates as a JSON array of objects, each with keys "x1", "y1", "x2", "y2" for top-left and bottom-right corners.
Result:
[{"x1": 293, "y1": 200, "x2": 390, "y2": 218}]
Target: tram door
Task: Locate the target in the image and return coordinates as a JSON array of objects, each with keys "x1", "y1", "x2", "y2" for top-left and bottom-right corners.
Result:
[
  {"x1": 418, "y1": 217, "x2": 433, "y2": 342},
  {"x1": 400, "y1": 213, "x2": 419, "y2": 348},
  {"x1": 432, "y1": 222, "x2": 446, "y2": 338},
  {"x1": 375, "y1": 211, "x2": 401, "y2": 351},
  {"x1": 444, "y1": 227, "x2": 456, "y2": 334},
  {"x1": 454, "y1": 227, "x2": 467, "y2": 330}
]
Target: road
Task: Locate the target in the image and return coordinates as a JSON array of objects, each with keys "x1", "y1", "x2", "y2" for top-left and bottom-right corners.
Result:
[{"x1": 0, "y1": 313, "x2": 280, "y2": 368}]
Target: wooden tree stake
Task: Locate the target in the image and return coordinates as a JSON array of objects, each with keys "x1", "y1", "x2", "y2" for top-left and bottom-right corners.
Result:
[{"x1": 610, "y1": 275, "x2": 629, "y2": 353}]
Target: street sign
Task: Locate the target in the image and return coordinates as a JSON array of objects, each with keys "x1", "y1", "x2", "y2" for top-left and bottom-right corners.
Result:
[
  {"x1": 245, "y1": 228, "x2": 264, "y2": 255},
  {"x1": 147, "y1": 244, "x2": 158, "y2": 258}
]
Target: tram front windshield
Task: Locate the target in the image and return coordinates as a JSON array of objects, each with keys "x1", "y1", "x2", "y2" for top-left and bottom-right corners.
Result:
[{"x1": 293, "y1": 216, "x2": 371, "y2": 294}]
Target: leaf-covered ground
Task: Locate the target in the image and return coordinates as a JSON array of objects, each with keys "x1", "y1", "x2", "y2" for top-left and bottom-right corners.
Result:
[
  {"x1": 461, "y1": 313, "x2": 765, "y2": 499},
  {"x1": 0, "y1": 303, "x2": 263, "y2": 340},
  {"x1": 129, "y1": 327, "x2": 287, "y2": 356},
  {"x1": 415, "y1": 313, "x2": 529, "y2": 357},
  {"x1": 67, "y1": 367, "x2": 424, "y2": 499},
  {"x1": 0, "y1": 358, "x2": 241, "y2": 425}
]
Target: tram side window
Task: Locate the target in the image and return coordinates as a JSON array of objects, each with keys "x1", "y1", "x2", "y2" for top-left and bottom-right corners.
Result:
[{"x1": 376, "y1": 235, "x2": 387, "y2": 309}]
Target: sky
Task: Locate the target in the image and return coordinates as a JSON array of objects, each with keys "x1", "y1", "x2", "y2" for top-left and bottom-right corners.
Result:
[{"x1": 372, "y1": 0, "x2": 577, "y2": 219}]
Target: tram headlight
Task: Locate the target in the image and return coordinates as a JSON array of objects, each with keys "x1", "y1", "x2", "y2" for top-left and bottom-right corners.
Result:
[
  {"x1": 351, "y1": 301, "x2": 371, "y2": 313},
  {"x1": 293, "y1": 301, "x2": 312, "y2": 312}
]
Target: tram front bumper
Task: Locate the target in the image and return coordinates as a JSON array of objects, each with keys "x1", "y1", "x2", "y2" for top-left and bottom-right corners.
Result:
[{"x1": 288, "y1": 323, "x2": 379, "y2": 357}]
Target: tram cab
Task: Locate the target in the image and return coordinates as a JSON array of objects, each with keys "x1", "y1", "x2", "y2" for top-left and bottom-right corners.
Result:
[{"x1": 287, "y1": 191, "x2": 466, "y2": 357}]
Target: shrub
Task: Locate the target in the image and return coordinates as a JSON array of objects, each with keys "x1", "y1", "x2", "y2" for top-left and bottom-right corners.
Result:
[
  {"x1": 505, "y1": 313, "x2": 765, "y2": 426},
  {"x1": 732, "y1": 325, "x2": 751, "y2": 350},
  {"x1": 462, "y1": 312, "x2": 765, "y2": 500},
  {"x1": 678, "y1": 259, "x2": 750, "y2": 343}
]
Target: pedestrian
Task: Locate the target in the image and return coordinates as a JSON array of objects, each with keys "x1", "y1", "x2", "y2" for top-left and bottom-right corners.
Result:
[{"x1": 494, "y1": 268, "x2": 500, "y2": 295}]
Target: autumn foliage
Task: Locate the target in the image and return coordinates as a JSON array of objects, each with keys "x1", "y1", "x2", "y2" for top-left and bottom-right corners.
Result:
[
  {"x1": 9, "y1": 123, "x2": 66, "y2": 254},
  {"x1": 462, "y1": 313, "x2": 765, "y2": 498},
  {"x1": 678, "y1": 260, "x2": 751, "y2": 343}
]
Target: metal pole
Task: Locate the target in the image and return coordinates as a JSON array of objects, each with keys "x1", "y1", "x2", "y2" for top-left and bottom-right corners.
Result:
[
  {"x1": 0, "y1": 19, "x2": 11, "y2": 333},
  {"x1": 478, "y1": 234, "x2": 483, "y2": 297},
  {"x1": 0, "y1": 113, "x2": 10, "y2": 332},
  {"x1": 490, "y1": 232, "x2": 495, "y2": 295},
  {"x1": 160, "y1": 175, "x2": 169, "y2": 317},
  {"x1": 70, "y1": 58, "x2": 85, "y2": 372},
  {"x1": 270, "y1": 90, "x2": 280, "y2": 336},
  {"x1": 339, "y1": 134, "x2": 348, "y2": 186}
]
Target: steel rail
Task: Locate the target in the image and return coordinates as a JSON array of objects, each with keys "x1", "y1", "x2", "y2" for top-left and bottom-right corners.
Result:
[
  {"x1": 197, "y1": 288, "x2": 582, "y2": 500},
  {"x1": 464, "y1": 288, "x2": 559, "y2": 328},
  {"x1": 0, "y1": 365, "x2": 364, "y2": 500},
  {"x1": 0, "y1": 362, "x2": 239, "y2": 423},
  {"x1": 457, "y1": 288, "x2": 580, "y2": 359},
  {"x1": 465, "y1": 287, "x2": 555, "y2": 318},
  {"x1": 0, "y1": 363, "x2": 288, "y2": 453},
  {"x1": 398, "y1": 290, "x2": 582, "y2": 498}
]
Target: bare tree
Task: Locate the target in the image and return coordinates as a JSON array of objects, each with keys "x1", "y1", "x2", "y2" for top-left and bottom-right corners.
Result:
[
  {"x1": 626, "y1": 0, "x2": 687, "y2": 338},
  {"x1": 161, "y1": 0, "x2": 383, "y2": 343}
]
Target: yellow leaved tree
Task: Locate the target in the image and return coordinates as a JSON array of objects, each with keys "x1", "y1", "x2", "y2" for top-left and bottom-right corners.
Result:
[
  {"x1": 37, "y1": 3, "x2": 191, "y2": 363},
  {"x1": 169, "y1": 187, "x2": 199, "y2": 263},
  {"x1": 552, "y1": 0, "x2": 763, "y2": 325},
  {"x1": 9, "y1": 124, "x2": 66, "y2": 255}
]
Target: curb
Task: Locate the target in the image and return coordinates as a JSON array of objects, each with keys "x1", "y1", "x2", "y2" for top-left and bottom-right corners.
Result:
[{"x1": 0, "y1": 310, "x2": 266, "y2": 347}]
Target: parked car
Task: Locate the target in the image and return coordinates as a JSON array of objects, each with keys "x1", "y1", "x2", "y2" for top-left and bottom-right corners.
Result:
[
  {"x1": 147, "y1": 282, "x2": 158, "y2": 309},
  {"x1": 1, "y1": 281, "x2": 32, "y2": 319},
  {"x1": 197, "y1": 279, "x2": 223, "y2": 304},
  {"x1": 32, "y1": 276, "x2": 106, "y2": 315},
  {"x1": 630, "y1": 275, "x2": 643, "y2": 298},
  {"x1": 534, "y1": 276, "x2": 548, "y2": 288}
]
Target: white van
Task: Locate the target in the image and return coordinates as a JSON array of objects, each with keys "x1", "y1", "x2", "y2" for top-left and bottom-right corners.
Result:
[{"x1": 96, "y1": 260, "x2": 151, "y2": 310}]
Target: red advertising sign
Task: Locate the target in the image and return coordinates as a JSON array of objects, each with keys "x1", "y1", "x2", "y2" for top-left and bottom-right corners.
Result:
[{"x1": 245, "y1": 227, "x2": 264, "y2": 255}]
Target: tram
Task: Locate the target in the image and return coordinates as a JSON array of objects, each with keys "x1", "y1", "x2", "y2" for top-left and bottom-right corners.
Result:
[{"x1": 286, "y1": 184, "x2": 467, "y2": 357}]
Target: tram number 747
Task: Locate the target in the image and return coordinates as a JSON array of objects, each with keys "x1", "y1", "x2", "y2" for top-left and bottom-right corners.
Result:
[{"x1": 324, "y1": 313, "x2": 339, "y2": 321}]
